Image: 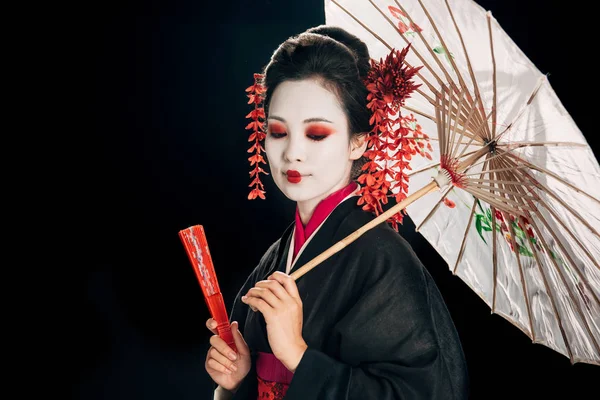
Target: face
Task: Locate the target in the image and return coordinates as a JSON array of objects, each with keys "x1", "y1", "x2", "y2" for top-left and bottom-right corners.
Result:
[{"x1": 265, "y1": 78, "x2": 366, "y2": 207}]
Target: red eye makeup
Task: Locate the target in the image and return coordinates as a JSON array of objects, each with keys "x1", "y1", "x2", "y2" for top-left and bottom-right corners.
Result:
[
  {"x1": 306, "y1": 124, "x2": 335, "y2": 141},
  {"x1": 267, "y1": 121, "x2": 287, "y2": 138}
]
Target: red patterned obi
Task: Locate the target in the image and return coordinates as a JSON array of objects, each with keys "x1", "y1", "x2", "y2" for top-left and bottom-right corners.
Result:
[{"x1": 256, "y1": 352, "x2": 294, "y2": 399}]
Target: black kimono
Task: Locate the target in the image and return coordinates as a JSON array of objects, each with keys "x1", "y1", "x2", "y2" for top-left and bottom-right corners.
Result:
[{"x1": 229, "y1": 196, "x2": 469, "y2": 399}]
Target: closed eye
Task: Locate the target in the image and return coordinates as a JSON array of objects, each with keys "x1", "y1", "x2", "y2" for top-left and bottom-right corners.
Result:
[
  {"x1": 307, "y1": 134, "x2": 327, "y2": 141},
  {"x1": 269, "y1": 132, "x2": 287, "y2": 139}
]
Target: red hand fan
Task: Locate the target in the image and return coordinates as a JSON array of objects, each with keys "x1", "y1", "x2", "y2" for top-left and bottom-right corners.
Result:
[{"x1": 178, "y1": 225, "x2": 236, "y2": 352}]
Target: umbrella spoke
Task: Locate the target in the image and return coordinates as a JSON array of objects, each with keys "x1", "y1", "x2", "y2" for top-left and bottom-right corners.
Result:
[
  {"x1": 454, "y1": 154, "x2": 492, "y2": 274},
  {"x1": 528, "y1": 199, "x2": 600, "y2": 311},
  {"x1": 442, "y1": 0, "x2": 491, "y2": 139},
  {"x1": 501, "y1": 153, "x2": 600, "y2": 239},
  {"x1": 526, "y1": 211, "x2": 600, "y2": 359},
  {"x1": 415, "y1": 185, "x2": 453, "y2": 232},
  {"x1": 495, "y1": 75, "x2": 546, "y2": 143},
  {"x1": 498, "y1": 141, "x2": 588, "y2": 149},
  {"x1": 330, "y1": 0, "x2": 441, "y2": 98},
  {"x1": 499, "y1": 156, "x2": 600, "y2": 359},
  {"x1": 489, "y1": 159, "x2": 500, "y2": 312},
  {"x1": 407, "y1": 148, "x2": 480, "y2": 177},
  {"x1": 502, "y1": 208, "x2": 535, "y2": 340},
  {"x1": 486, "y1": 12, "x2": 498, "y2": 140},
  {"x1": 500, "y1": 156, "x2": 600, "y2": 272},
  {"x1": 506, "y1": 152, "x2": 600, "y2": 206},
  {"x1": 525, "y1": 215, "x2": 575, "y2": 363}
]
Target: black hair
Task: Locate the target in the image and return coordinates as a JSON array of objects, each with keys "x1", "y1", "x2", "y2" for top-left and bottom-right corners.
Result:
[{"x1": 261, "y1": 25, "x2": 372, "y2": 180}]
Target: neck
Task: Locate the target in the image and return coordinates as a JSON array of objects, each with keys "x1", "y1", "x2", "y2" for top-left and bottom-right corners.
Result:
[{"x1": 296, "y1": 179, "x2": 352, "y2": 225}]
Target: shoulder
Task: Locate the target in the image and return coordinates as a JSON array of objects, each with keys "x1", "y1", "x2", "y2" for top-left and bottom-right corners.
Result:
[{"x1": 340, "y1": 204, "x2": 429, "y2": 288}]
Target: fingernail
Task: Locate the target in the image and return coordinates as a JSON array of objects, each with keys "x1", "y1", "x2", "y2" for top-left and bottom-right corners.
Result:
[
  {"x1": 230, "y1": 363, "x2": 238, "y2": 372},
  {"x1": 226, "y1": 368, "x2": 232, "y2": 375},
  {"x1": 229, "y1": 352, "x2": 237, "y2": 360},
  {"x1": 241, "y1": 296, "x2": 247, "y2": 301}
]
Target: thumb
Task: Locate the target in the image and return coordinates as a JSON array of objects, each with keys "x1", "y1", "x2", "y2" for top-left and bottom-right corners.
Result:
[{"x1": 231, "y1": 321, "x2": 250, "y2": 356}]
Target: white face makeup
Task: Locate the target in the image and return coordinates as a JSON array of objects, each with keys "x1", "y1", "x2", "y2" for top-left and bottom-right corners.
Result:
[{"x1": 265, "y1": 78, "x2": 365, "y2": 213}]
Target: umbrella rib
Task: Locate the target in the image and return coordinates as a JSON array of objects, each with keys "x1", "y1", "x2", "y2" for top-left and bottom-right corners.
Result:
[
  {"x1": 498, "y1": 141, "x2": 588, "y2": 149},
  {"x1": 453, "y1": 196, "x2": 478, "y2": 275},
  {"x1": 367, "y1": 0, "x2": 447, "y2": 89},
  {"x1": 330, "y1": 0, "x2": 440, "y2": 97},
  {"x1": 504, "y1": 155, "x2": 600, "y2": 305},
  {"x1": 444, "y1": 85, "x2": 454, "y2": 156},
  {"x1": 443, "y1": 0, "x2": 491, "y2": 140},
  {"x1": 463, "y1": 166, "x2": 526, "y2": 177},
  {"x1": 404, "y1": 135, "x2": 475, "y2": 146},
  {"x1": 447, "y1": 88, "x2": 466, "y2": 158},
  {"x1": 486, "y1": 12, "x2": 498, "y2": 139},
  {"x1": 489, "y1": 159, "x2": 500, "y2": 312},
  {"x1": 368, "y1": 0, "x2": 485, "y2": 138},
  {"x1": 455, "y1": 107, "x2": 495, "y2": 161},
  {"x1": 501, "y1": 157, "x2": 600, "y2": 273},
  {"x1": 414, "y1": 185, "x2": 453, "y2": 232},
  {"x1": 528, "y1": 198, "x2": 600, "y2": 315},
  {"x1": 526, "y1": 210, "x2": 600, "y2": 359},
  {"x1": 414, "y1": 88, "x2": 481, "y2": 137},
  {"x1": 466, "y1": 187, "x2": 530, "y2": 213},
  {"x1": 533, "y1": 194, "x2": 600, "y2": 272},
  {"x1": 407, "y1": 148, "x2": 480, "y2": 177},
  {"x1": 495, "y1": 75, "x2": 546, "y2": 143},
  {"x1": 503, "y1": 159, "x2": 600, "y2": 354},
  {"x1": 392, "y1": 0, "x2": 487, "y2": 136},
  {"x1": 453, "y1": 154, "x2": 492, "y2": 274},
  {"x1": 506, "y1": 153, "x2": 600, "y2": 206},
  {"x1": 494, "y1": 160, "x2": 536, "y2": 340},
  {"x1": 467, "y1": 182, "x2": 537, "y2": 199},
  {"x1": 451, "y1": 93, "x2": 485, "y2": 159},
  {"x1": 523, "y1": 213, "x2": 575, "y2": 363},
  {"x1": 503, "y1": 208, "x2": 536, "y2": 340},
  {"x1": 502, "y1": 152, "x2": 600, "y2": 238},
  {"x1": 417, "y1": 0, "x2": 486, "y2": 131}
]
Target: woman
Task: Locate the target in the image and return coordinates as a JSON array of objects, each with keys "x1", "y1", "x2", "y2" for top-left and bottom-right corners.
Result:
[{"x1": 205, "y1": 25, "x2": 469, "y2": 399}]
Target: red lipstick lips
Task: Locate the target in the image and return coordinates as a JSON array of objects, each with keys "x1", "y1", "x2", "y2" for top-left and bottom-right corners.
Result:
[{"x1": 286, "y1": 170, "x2": 302, "y2": 184}]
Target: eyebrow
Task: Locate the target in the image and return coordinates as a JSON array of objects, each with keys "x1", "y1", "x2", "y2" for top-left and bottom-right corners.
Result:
[{"x1": 268, "y1": 116, "x2": 334, "y2": 124}]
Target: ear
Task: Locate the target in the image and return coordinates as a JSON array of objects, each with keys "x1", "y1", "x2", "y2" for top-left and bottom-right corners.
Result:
[{"x1": 349, "y1": 133, "x2": 368, "y2": 161}]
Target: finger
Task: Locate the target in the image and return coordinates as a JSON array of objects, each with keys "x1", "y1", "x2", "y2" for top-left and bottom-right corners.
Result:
[
  {"x1": 207, "y1": 346, "x2": 239, "y2": 373},
  {"x1": 206, "y1": 357, "x2": 234, "y2": 375},
  {"x1": 230, "y1": 321, "x2": 250, "y2": 356},
  {"x1": 255, "y1": 280, "x2": 289, "y2": 301},
  {"x1": 241, "y1": 295, "x2": 272, "y2": 318},
  {"x1": 268, "y1": 271, "x2": 301, "y2": 299},
  {"x1": 209, "y1": 334, "x2": 238, "y2": 361},
  {"x1": 246, "y1": 286, "x2": 282, "y2": 308},
  {"x1": 205, "y1": 318, "x2": 218, "y2": 335}
]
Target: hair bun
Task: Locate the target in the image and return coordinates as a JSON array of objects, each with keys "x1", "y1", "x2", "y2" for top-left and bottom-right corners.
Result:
[{"x1": 305, "y1": 25, "x2": 371, "y2": 78}]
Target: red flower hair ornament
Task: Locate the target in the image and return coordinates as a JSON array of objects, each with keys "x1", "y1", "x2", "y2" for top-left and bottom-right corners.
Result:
[{"x1": 244, "y1": 45, "x2": 433, "y2": 231}]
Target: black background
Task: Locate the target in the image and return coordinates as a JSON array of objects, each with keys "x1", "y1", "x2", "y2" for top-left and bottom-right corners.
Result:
[{"x1": 76, "y1": 0, "x2": 599, "y2": 398}]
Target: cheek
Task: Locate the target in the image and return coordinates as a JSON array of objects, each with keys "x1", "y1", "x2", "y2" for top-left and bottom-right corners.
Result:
[{"x1": 264, "y1": 139, "x2": 281, "y2": 165}]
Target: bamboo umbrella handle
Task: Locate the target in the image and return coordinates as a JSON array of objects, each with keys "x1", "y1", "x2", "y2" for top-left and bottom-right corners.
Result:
[{"x1": 290, "y1": 179, "x2": 440, "y2": 281}]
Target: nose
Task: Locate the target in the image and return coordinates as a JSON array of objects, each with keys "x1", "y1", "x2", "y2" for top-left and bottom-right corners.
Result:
[{"x1": 283, "y1": 133, "x2": 307, "y2": 163}]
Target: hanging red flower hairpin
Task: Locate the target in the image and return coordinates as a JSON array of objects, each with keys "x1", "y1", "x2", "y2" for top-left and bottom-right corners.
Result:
[
  {"x1": 245, "y1": 73, "x2": 269, "y2": 200},
  {"x1": 357, "y1": 45, "x2": 433, "y2": 231}
]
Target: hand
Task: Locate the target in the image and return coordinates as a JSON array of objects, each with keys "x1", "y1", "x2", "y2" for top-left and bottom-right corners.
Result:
[
  {"x1": 241, "y1": 271, "x2": 308, "y2": 372},
  {"x1": 205, "y1": 318, "x2": 251, "y2": 392}
]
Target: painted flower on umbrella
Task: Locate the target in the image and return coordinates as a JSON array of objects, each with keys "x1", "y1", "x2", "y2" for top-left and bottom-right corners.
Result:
[
  {"x1": 246, "y1": 73, "x2": 269, "y2": 200},
  {"x1": 357, "y1": 45, "x2": 432, "y2": 231},
  {"x1": 474, "y1": 199, "x2": 542, "y2": 256}
]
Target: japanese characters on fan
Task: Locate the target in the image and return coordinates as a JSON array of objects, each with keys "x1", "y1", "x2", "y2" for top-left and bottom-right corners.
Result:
[{"x1": 205, "y1": 25, "x2": 469, "y2": 400}]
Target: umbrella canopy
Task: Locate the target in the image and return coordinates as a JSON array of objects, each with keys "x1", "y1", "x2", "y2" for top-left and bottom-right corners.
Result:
[{"x1": 324, "y1": 0, "x2": 600, "y2": 366}]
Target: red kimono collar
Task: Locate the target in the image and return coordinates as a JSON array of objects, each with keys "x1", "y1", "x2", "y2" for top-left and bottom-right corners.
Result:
[{"x1": 293, "y1": 181, "x2": 358, "y2": 261}]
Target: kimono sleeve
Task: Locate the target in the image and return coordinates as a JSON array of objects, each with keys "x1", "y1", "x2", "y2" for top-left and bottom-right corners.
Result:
[
  {"x1": 228, "y1": 240, "x2": 280, "y2": 329},
  {"x1": 284, "y1": 234, "x2": 468, "y2": 400}
]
